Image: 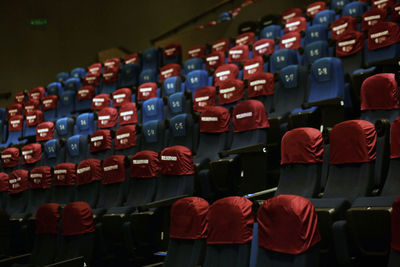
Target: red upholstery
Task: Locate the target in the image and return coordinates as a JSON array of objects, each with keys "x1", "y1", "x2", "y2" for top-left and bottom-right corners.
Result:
[
  {"x1": 53, "y1": 163, "x2": 76, "y2": 186},
  {"x1": 160, "y1": 146, "x2": 195, "y2": 175},
  {"x1": 62, "y1": 202, "x2": 95, "y2": 236},
  {"x1": 200, "y1": 106, "x2": 230, "y2": 133},
  {"x1": 35, "y1": 203, "x2": 61, "y2": 235},
  {"x1": 102, "y1": 155, "x2": 126, "y2": 184},
  {"x1": 130, "y1": 150, "x2": 160, "y2": 178}
]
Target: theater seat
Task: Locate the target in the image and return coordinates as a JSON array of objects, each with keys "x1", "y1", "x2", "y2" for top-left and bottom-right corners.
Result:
[{"x1": 51, "y1": 163, "x2": 76, "y2": 204}]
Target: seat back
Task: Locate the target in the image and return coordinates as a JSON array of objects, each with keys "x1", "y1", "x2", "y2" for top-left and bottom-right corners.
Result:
[
  {"x1": 6, "y1": 169, "x2": 29, "y2": 218},
  {"x1": 336, "y1": 31, "x2": 365, "y2": 76},
  {"x1": 21, "y1": 143, "x2": 42, "y2": 171},
  {"x1": 75, "y1": 159, "x2": 102, "y2": 208},
  {"x1": 55, "y1": 117, "x2": 75, "y2": 139},
  {"x1": 137, "y1": 82, "x2": 158, "y2": 102},
  {"x1": 184, "y1": 58, "x2": 204, "y2": 74},
  {"x1": 97, "y1": 107, "x2": 118, "y2": 130},
  {"x1": 160, "y1": 63, "x2": 181, "y2": 82},
  {"x1": 187, "y1": 45, "x2": 206, "y2": 59},
  {"x1": 163, "y1": 43, "x2": 182, "y2": 65},
  {"x1": 58, "y1": 91, "x2": 76, "y2": 117},
  {"x1": 186, "y1": 70, "x2": 209, "y2": 96},
  {"x1": 114, "y1": 125, "x2": 139, "y2": 157},
  {"x1": 342, "y1": 1, "x2": 368, "y2": 17},
  {"x1": 260, "y1": 25, "x2": 282, "y2": 40},
  {"x1": 165, "y1": 92, "x2": 191, "y2": 118},
  {"x1": 66, "y1": 135, "x2": 89, "y2": 164},
  {"x1": 56, "y1": 72, "x2": 69, "y2": 83},
  {"x1": 26, "y1": 166, "x2": 52, "y2": 215},
  {"x1": 140, "y1": 120, "x2": 166, "y2": 153},
  {"x1": 162, "y1": 76, "x2": 183, "y2": 97},
  {"x1": 47, "y1": 82, "x2": 63, "y2": 96},
  {"x1": 5, "y1": 115, "x2": 24, "y2": 146},
  {"x1": 304, "y1": 41, "x2": 330, "y2": 66},
  {"x1": 203, "y1": 196, "x2": 254, "y2": 267},
  {"x1": 323, "y1": 120, "x2": 376, "y2": 201},
  {"x1": 142, "y1": 48, "x2": 161, "y2": 70},
  {"x1": 64, "y1": 77, "x2": 82, "y2": 92},
  {"x1": 142, "y1": 98, "x2": 164, "y2": 123},
  {"x1": 119, "y1": 63, "x2": 140, "y2": 87},
  {"x1": 193, "y1": 86, "x2": 217, "y2": 113},
  {"x1": 1, "y1": 147, "x2": 21, "y2": 174},
  {"x1": 168, "y1": 114, "x2": 198, "y2": 153},
  {"x1": 270, "y1": 49, "x2": 298, "y2": 73},
  {"x1": 41, "y1": 95, "x2": 58, "y2": 121},
  {"x1": 313, "y1": 9, "x2": 336, "y2": 26},
  {"x1": 89, "y1": 129, "x2": 113, "y2": 160},
  {"x1": 75, "y1": 113, "x2": 96, "y2": 136},
  {"x1": 71, "y1": 67, "x2": 87, "y2": 79},
  {"x1": 139, "y1": 68, "x2": 157, "y2": 85},
  {"x1": 52, "y1": 163, "x2": 76, "y2": 204},
  {"x1": 76, "y1": 85, "x2": 96, "y2": 112},
  {"x1": 43, "y1": 139, "x2": 65, "y2": 167}
]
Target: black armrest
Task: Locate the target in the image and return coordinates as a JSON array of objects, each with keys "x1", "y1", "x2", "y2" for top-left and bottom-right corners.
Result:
[
  {"x1": 219, "y1": 143, "x2": 267, "y2": 158},
  {"x1": 138, "y1": 195, "x2": 189, "y2": 211},
  {"x1": 44, "y1": 256, "x2": 84, "y2": 266},
  {"x1": 0, "y1": 253, "x2": 31, "y2": 265},
  {"x1": 302, "y1": 97, "x2": 344, "y2": 109}
]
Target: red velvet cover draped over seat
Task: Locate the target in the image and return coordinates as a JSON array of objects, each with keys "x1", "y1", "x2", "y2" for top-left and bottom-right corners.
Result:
[
  {"x1": 160, "y1": 146, "x2": 195, "y2": 176},
  {"x1": 62, "y1": 201, "x2": 95, "y2": 236},
  {"x1": 361, "y1": 73, "x2": 399, "y2": 111},
  {"x1": 76, "y1": 159, "x2": 102, "y2": 185},
  {"x1": 232, "y1": 100, "x2": 270, "y2": 133},
  {"x1": 89, "y1": 130, "x2": 111, "y2": 153},
  {"x1": 200, "y1": 106, "x2": 230, "y2": 133},
  {"x1": 130, "y1": 150, "x2": 160, "y2": 178},
  {"x1": 35, "y1": 203, "x2": 61, "y2": 235},
  {"x1": 53, "y1": 163, "x2": 76, "y2": 186}
]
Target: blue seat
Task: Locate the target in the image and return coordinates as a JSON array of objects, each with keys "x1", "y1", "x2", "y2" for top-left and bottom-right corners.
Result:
[
  {"x1": 75, "y1": 113, "x2": 96, "y2": 136},
  {"x1": 58, "y1": 91, "x2": 76, "y2": 117},
  {"x1": 218, "y1": 12, "x2": 231, "y2": 22},
  {"x1": 89, "y1": 129, "x2": 114, "y2": 160},
  {"x1": 71, "y1": 67, "x2": 87, "y2": 79},
  {"x1": 56, "y1": 72, "x2": 69, "y2": 83},
  {"x1": 118, "y1": 63, "x2": 140, "y2": 87},
  {"x1": 186, "y1": 70, "x2": 210, "y2": 96},
  {"x1": 55, "y1": 117, "x2": 75, "y2": 139},
  {"x1": 255, "y1": 195, "x2": 320, "y2": 267},
  {"x1": 276, "y1": 128, "x2": 324, "y2": 197},
  {"x1": 331, "y1": 0, "x2": 351, "y2": 12},
  {"x1": 101, "y1": 70, "x2": 119, "y2": 94},
  {"x1": 64, "y1": 77, "x2": 82, "y2": 92},
  {"x1": 313, "y1": 9, "x2": 336, "y2": 26},
  {"x1": 342, "y1": 1, "x2": 368, "y2": 18},
  {"x1": 66, "y1": 135, "x2": 89, "y2": 164},
  {"x1": 140, "y1": 120, "x2": 166, "y2": 153},
  {"x1": 168, "y1": 114, "x2": 198, "y2": 154},
  {"x1": 24, "y1": 110, "x2": 44, "y2": 138},
  {"x1": 304, "y1": 24, "x2": 329, "y2": 45},
  {"x1": 47, "y1": 82, "x2": 64, "y2": 96},
  {"x1": 164, "y1": 197, "x2": 209, "y2": 267},
  {"x1": 303, "y1": 41, "x2": 331, "y2": 65},
  {"x1": 203, "y1": 197, "x2": 254, "y2": 267},
  {"x1": 360, "y1": 73, "x2": 400, "y2": 124},
  {"x1": 165, "y1": 92, "x2": 191, "y2": 119},
  {"x1": 139, "y1": 68, "x2": 157, "y2": 85},
  {"x1": 43, "y1": 138, "x2": 65, "y2": 167},
  {"x1": 336, "y1": 31, "x2": 365, "y2": 76},
  {"x1": 183, "y1": 58, "x2": 205, "y2": 74},
  {"x1": 260, "y1": 24, "x2": 282, "y2": 40},
  {"x1": 270, "y1": 49, "x2": 298, "y2": 73},
  {"x1": 142, "y1": 98, "x2": 165, "y2": 123},
  {"x1": 162, "y1": 76, "x2": 184, "y2": 97},
  {"x1": 142, "y1": 48, "x2": 161, "y2": 70}
]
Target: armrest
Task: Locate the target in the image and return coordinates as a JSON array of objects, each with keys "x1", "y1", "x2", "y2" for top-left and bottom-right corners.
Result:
[
  {"x1": 142, "y1": 262, "x2": 164, "y2": 267},
  {"x1": 219, "y1": 143, "x2": 267, "y2": 158},
  {"x1": 0, "y1": 253, "x2": 31, "y2": 265},
  {"x1": 138, "y1": 195, "x2": 189, "y2": 211},
  {"x1": 302, "y1": 97, "x2": 344, "y2": 109},
  {"x1": 243, "y1": 187, "x2": 278, "y2": 199},
  {"x1": 44, "y1": 256, "x2": 84, "y2": 266}
]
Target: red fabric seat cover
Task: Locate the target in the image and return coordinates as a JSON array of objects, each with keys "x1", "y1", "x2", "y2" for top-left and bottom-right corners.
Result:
[
  {"x1": 211, "y1": 38, "x2": 230, "y2": 52},
  {"x1": 336, "y1": 31, "x2": 365, "y2": 57},
  {"x1": 91, "y1": 94, "x2": 110, "y2": 110},
  {"x1": 0, "y1": 173, "x2": 9, "y2": 192},
  {"x1": 160, "y1": 63, "x2": 181, "y2": 82},
  {"x1": 228, "y1": 45, "x2": 249, "y2": 63},
  {"x1": 112, "y1": 88, "x2": 132, "y2": 107},
  {"x1": 331, "y1": 16, "x2": 358, "y2": 40},
  {"x1": 1, "y1": 148, "x2": 20, "y2": 168},
  {"x1": 306, "y1": 1, "x2": 326, "y2": 17},
  {"x1": 41, "y1": 95, "x2": 58, "y2": 111},
  {"x1": 236, "y1": 32, "x2": 255, "y2": 46},
  {"x1": 243, "y1": 57, "x2": 264, "y2": 80},
  {"x1": 76, "y1": 159, "x2": 102, "y2": 185},
  {"x1": 160, "y1": 146, "x2": 195, "y2": 176},
  {"x1": 9, "y1": 169, "x2": 29, "y2": 194},
  {"x1": 53, "y1": 163, "x2": 76, "y2": 186},
  {"x1": 35, "y1": 203, "x2": 61, "y2": 235},
  {"x1": 130, "y1": 150, "x2": 160, "y2": 178},
  {"x1": 137, "y1": 82, "x2": 158, "y2": 101},
  {"x1": 200, "y1": 106, "x2": 230, "y2": 133},
  {"x1": 119, "y1": 102, "x2": 138, "y2": 125},
  {"x1": 163, "y1": 43, "x2": 182, "y2": 59},
  {"x1": 36, "y1": 122, "x2": 55, "y2": 142},
  {"x1": 368, "y1": 22, "x2": 400, "y2": 51},
  {"x1": 7, "y1": 104, "x2": 23, "y2": 119},
  {"x1": 187, "y1": 45, "x2": 206, "y2": 59},
  {"x1": 218, "y1": 79, "x2": 245, "y2": 105},
  {"x1": 97, "y1": 107, "x2": 118, "y2": 129},
  {"x1": 193, "y1": 86, "x2": 217, "y2": 112},
  {"x1": 232, "y1": 100, "x2": 270, "y2": 133},
  {"x1": 253, "y1": 39, "x2": 275, "y2": 58},
  {"x1": 115, "y1": 125, "x2": 136, "y2": 150},
  {"x1": 77, "y1": 85, "x2": 95, "y2": 101},
  {"x1": 205, "y1": 51, "x2": 225, "y2": 70},
  {"x1": 102, "y1": 155, "x2": 126, "y2": 184},
  {"x1": 22, "y1": 143, "x2": 42, "y2": 165},
  {"x1": 279, "y1": 32, "x2": 301, "y2": 50},
  {"x1": 61, "y1": 201, "x2": 95, "y2": 236},
  {"x1": 285, "y1": 16, "x2": 307, "y2": 33},
  {"x1": 30, "y1": 166, "x2": 52, "y2": 189},
  {"x1": 8, "y1": 115, "x2": 23, "y2": 131},
  {"x1": 90, "y1": 130, "x2": 111, "y2": 153},
  {"x1": 248, "y1": 72, "x2": 275, "y2": 98},
  {"x1": 25, "y1": 110, "x2": 44, "y2": 127},
  {"x1": 282, "y1": 8, "x2": 303, "y2": 23},
  {"x1": 362, "y1": 8, "x2": 387, "y2": 31},
  {"x1": 214, "y1": 64, "x2": 239, "y2": 88}
]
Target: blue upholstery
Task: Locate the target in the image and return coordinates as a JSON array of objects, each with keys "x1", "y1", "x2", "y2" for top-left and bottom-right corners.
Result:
[
  {"x1": 168, "y1": 114, "x2": 198, "y2": 153},
  {"x1": 270, "y1": 49, "x2": 298, "y2": 73},
  {"x1": 331, "y1": 0, "x2": 350, "y2": 11},
  {"x1": 56, "y1": 72, "x2": 69, "y2": 83},
  {"x1": 43, "y1": 139, "x2": 65, "y2": 167},
  {"x1": 165, "y1": 92, "x2": 191, "y2": 118},
  {"x1": 304, "y1": 24, "x2": 329, "y2": 45},
  {"x1": 260, "y1": 25, "x2": 282, "y2": 40},
  {"x1": 75, "y1": 113, "x2": 96, "y2": 136},
  {"x1": 118, "y1": 63, "x2": 140, "y2": 87},
  {"x1": 184, "y1": 58, "x2": 204, "y2": 74},
  {"x1": 303, "y1": 41, "x2": 330, "y2": 66},
  {"x1": 64, "y1": 77, "x2": 82, "y2": 92},
  {"x1": 342, "y1": 2, "x2": 368, "y2": 17},
  {"x1": 163, "y1": 76, "x2": 183, "y2": 97},
  {"x1": 71, "y1": 67, "x2": 87, "y2": 79},
  {"x1": 139, "y1": 68, "x2": 157, "y2": 85},
  {"x1": 185, "y1": 70, "x2": 209, "y2": 95},
  {"x1": 142, "y1": 48, "x2": 161, "y2": 70},
  {"x1": 55, "y1": 117, "x2": 75, "y2": 139},
  {"x1": 47, "y1": 82, "x2": 63, "y2": 96},
  {"x1": 140, "y1": 120, "x2": 166, "y2": 153},
  {"x1": 66, "y1": 135, "x2": 89, "y2": 164},
  {"x1": 219, "y1": 12, "x2": 231, "y2": 22},
  {"x1": 364, "y1": 40, "x2": 400, "y2": 67},
  {"x1": 142, "y1": 98, "x2": 164, "y2": 123},
  {"x1": 58, "y1": 91, "x2": 76, "y2": 117},
  {"x1": 313, "y1": 10, "x2": 336, "y2": 26}
]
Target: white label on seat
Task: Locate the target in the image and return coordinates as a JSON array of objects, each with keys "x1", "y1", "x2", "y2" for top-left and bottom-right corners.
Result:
[
  {"x1": 283, "y1": 13, "x2": 296, "y2": 20},
  {"x1": 133, "y1": 159, "x2": 149, "y2": 164},
  {"x1": 201, "y1": 117, "x2": 218, "y2": 121},
  {"x1": 120, "y1": 111, "x2": 134, "y2": 116},
  {"x1": 255, "y1": 42, "x2": 270, "y2": 51},
  {"x1": 91, "y1": 136, "x2": 104, "y2": 142},
  {"x1": 364, "y1": 15, "x2": 381, "y2": 21},
  {"x1": 93, "y1": 98, "x2": 104, "y2": 102},
  {"x1": 220, "y1": 87, "x2": 236, "y2": 94},
  {"x1": 161, "y1": 69, "x2": 174, "y2": 75},
  {"x1": 229, "y1": 50, "x2": 243, "y2": 55},
  {"x1": 245, "y1": 63, "x2": 260, "y2": 70},
  {"x1": 31, "y1": 173, "x2": 43, "y2": 178},
  {"x1": 104, "y1": 164, "x2": 118, "y2": 171},
  {"x1": 286, "y1": 21, "x2": 301, "y2": 28},
  {"x1": 113, "y1": 94, "x2": 126, "y2": 99},
  {"x1": 22, "y1": 150, "x2": 33, "y2": 155},
  {"x1": 189, "y1": 48, "x2": 201, "y2": 54},
  {"x1": 236, "y1": 112, "x2": 252, "y2": 119},
  {"x1": 206, "y1": 56, "x2": 219, "y2": 61},
  {"x1": 216, "y1": 70, "x2": 230, "y2": 77},
  {"x1": 338, "y1": 39, "x2": 356, "y2": 47},
  {"x1": 307, "y1": 5, "x2": 321, "y2": 12},
  {"x1": 140, "y1": 87, "x2": 153, "y2": 92},
  {"x1": 370, "y1": 30, "x2": 389, "y2": 39},
  {"x1": 117, "y1": 133, "x2": 130, "y2": 140},
  {"x1": 195, "y1": 96, "x2": 210, "y2": 102},
  {"x1": 161, "y1": 155, "x2": 177, "y2": 161},
  {"x1": 43, "y1": 99, "x2": 54, "y2": 105},
  {"x1": 99, "y1": 116, "x2": 110, "y2": 120},
  {"x1": 37, "y1": 128, "x2": 49, "y2": 133},
  {"x1": 281, "y1": 37, "x2": 297, "y2": 44},
  {"x1": 77, "y1": 167, "x2": 91, "y2": 174},
  {"x1": 213, "y1": 42, "x2": 226, "y2": 49},
  {"x1": 250, "y1": 80, "x2": 266, "y2": 86},
  {"x1": 54, "y1": 169, "x2": 67, "y2": 174}
]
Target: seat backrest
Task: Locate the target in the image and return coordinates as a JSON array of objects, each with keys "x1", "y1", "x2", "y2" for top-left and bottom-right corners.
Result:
[
  {"x1": 66, "y1": 135, "x2": 89, "y2": 164},
  {"x1": 41, "y1": 95, "x2": 58, "y2": 121},
  {"x1": 256, "y1": 195, "x2": 320, "y2": 267},
  {"x1": 6, "y1": 115, "x2": 24, "y2": 146},
  {"x1": 187, "y1": 45, "x2": 206, "y2": 59},
  {"x1": 184, "y1": 58, "x2": 204, "y2": 74},
  {"x1": 89, "y1": 129, "x2": 114, "y2": 160},
  {"x1": 163, "y1": 43, "x2": 182, "y2": 65},
  {"x1": 252, "y1": 39, "x2": 275, "y2": 58},
  {"x1": 304, "y1": 41, "x2": 330, "y2": 65},
  {"x1": 91, "y1": 94, "x2": 111, "y2": 111},
  {"x1": 21, "y1": 143, "x2": 42, "y2": 170},
  {"x1": 331, "y1": 0, "x2": 350, "y2": 11},
  {"x1": 56, "y1": 72, "x2": 69, "y2": 83},
  {"x1": 119, "y1": 63, "x2": 140, "y2": 87},
  {"x1": 260, "y1": 25, "x2": 281, "y2": 40},
  {"x1": 218, "y1": 79, "x2": 245, "y2": 106},
  {"x1": 1, "y1": 147, "x2": 20, "y2": 173},
  {"x1": 163, "y1": 76, "x2": 183, "y2": 97},
  {"x1": 323, "y1": 120, "x2": 376, "y2": 201},
  {"x1": 112, "y1": 88, "x2": 132, "y2": 108},
  {"x1": 277, "y1": 128, "x2": 324, "y2": 197},
  {"x1": 389, "y1": 197, "x2": 400, "y2": 267},
  {"x1": 43, "y1": 139, "x2": 65, "y2": 167},
  {"x1": 342, "y1": 1, "x2": 368, "y2": 17},
  {"x1": 331, "y1": 16, "x2": 357, "y2": 40},
  {"x1": 155, "y1": 146, "x2": 195, "y2": 201},
  {"x1": 47, "y1": 82, "x2": 63, "y2": 96},
  {"x1": 270, "y1": 49, "x2": 298, "y2": 73},
  {"x1": 52, "y1": 163, "x2": 76, "y2": 204},
  {"x1": 75, "y1": 113, "x2": 96, "y2": 136},
  {"x1": 382, "y1": 117, "x2": 400, "y2": 196},
  {"x1": 165, "y1": 197, "x2": 209, "y2": 267},
  {"x1": 114, "y1": 124, "x2": 139, "y2": 157},
  {"x1": 335, "y1": 31, "x2": 365, "y2": 75},
  {"x1": 118, "y1": 102, "x2": 138, "y2": 126},
  {"x1": 168, "y1": 114, "x2": 198, "y2": 153},
  {"x1": 228, "y1": 45, "x2": 250, "y2": 64},
  {"x1": 64, "y1": 77, "x2": 82, "y2": 92},
  {"x1": 160, "y1": 63, "x2": 181, "y2": 82},
  {"x1": 246, "y1": 71, "x2": 274, "y2": 114},
  {"x1": 203, "y1": 196, "x2": 254, "y2": 267},
  {"x1": 306, "y1": 1, "x2": 326, "y2": 18},
  {"x1": 26, "y1": 166, "x2": 52, "y2": 215},
  {"x1": 307, "y1": 57, "x2": 345, "y2": 103},
  {"x1": 313, "y1": 9, "x2": 336, "y2": 26},
  {"x1": 36, "y1": 122, "x2": 55, "y2": 143},
  {"x1": 279, "y1": 32, "x2": 302, "y2": 50},
  {"x1": 193, "y1": 86, "x2": 217, "y2": 113},
  {"x1": 142, "y1": 98, "x2": 164, "y2": 123},
  {"x1": 75, "y1": 159, "x2": 102, "y2": 208},
  {"x1": 97, "y1": 107, "x2": 118, "y2": 130},
  {"x1": 58, "y1": 91, "x2": 76, "y2": 117},
  {"x1": 186, "y1": 70, "x2": 209, "y2": 96},
  {"x1": 361, "y1": 8, "x2": 387, "y2": 31},
  {"x1": 140, "y1": 120, "x2": 166, "y2": 153},
  {"x1": 305, "y1": 24, "x2": 329, "y2": 45},
  {"x1": 6, "y1": 169, "x2": 29, "y2": 218},
  {"x1": 55, "y1": 117, "x2": 75, "y2": 139},
  {"x1": 205, "y1": 51, "x2": 225, "y2": 71},
  {"x1": 231, "y1": 100, "x2": 269, "y2": 149},
  {"x1": 360, "y1": 73, "x2": 400, "y2": 123},
  {"x1": 139, "y1": 68, "x2": 157, "y2": 85},
  {"x1": 24, "y1": 110, "x2": 44, "y2": 137},
  {"x1": 137, "y1": 82, "x2": 158, "y2": 102},
  {"x1": 71, "y1": 67, "x2": 87, "y2": 79},
  {"x1": 165, "y1": 92, "x2": 191, "y2": 118},
  {"x1": 211, "y1": 38, "x2": 230, "y2": 53},
  {"x1": 214, "y1": 64, "x2": 239, "y2": 88},
  {"x1": 142, "y1": 48, "x2": 161, "y2": 70}
]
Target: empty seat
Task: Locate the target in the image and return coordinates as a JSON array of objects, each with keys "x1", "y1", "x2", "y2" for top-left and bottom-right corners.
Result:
[
  {"x1": 42, "y1": 138, "x2": 65, "y2": 167},
  {"x1": 118, "y1": 102, "x2": 138, "y2": 126},
  {"x1": 36, "y1": 121, "x2": 55, "y2": 142},
  {"x1": 165, "y1": 92, "x2": 192, "y2": 119},
  {"x1": 14, "y1": 91, "x2": 26, "y2": 105},
  {"x1": 112, "y1": 88, "x2": 132, "y2": 108},
  {"x1": 203, "y1": 196, "x2": 254, "y2": 267},
  {"x1": 164, "y1": 197, "x2": 209, "y2": 267},
  {"x1": 56, "y1": 72, "x2": 69, "y2": 83},
  {"x1": 47, "y1": 82, "x2": 63, "y2": 96},
  {"x1": 114, "y1": 125, "x2": 139, "y2": 157},
  {"x1": 255, "y1": 195, "x2": 321, "y2": 267},
  {"x1": 41, "y1": 95, "x2": 58, "y2": 121},
  {"x1": 139, "y1": 68, "x2": 157, "y2": 85},
  {"x1": 162, "y1": 76, "x2": 184, "y2": 97},
  {"x1": 336, "y1": 31, "x2": 365, "y2": 76},
  {"x1": 125, "y1": 52, "x2": 140, "y2": 65},
  {"x1": 23, "y1": 99, "x2": 40, "y2": 115},
  {"x1": 75, "y1": 159, "x2": 102, "y2": 208},
  {"x1": 119, "y1": 63, "x2": 140, "y2": 87},
  {"x1": 140, "y1": 120, "x2": 166, "y2": 153},
  {"x1": 89, "y1": 129, "x2": 114, "y2": 160},
  {"x1": 304, "y1": 41, "x2": 330, "y2": 66},
  {"x1": 236, "y1": 32, "x2": 255, "y2": 46},
  {"x1": 218, "y1": 79, "x2": 245, "y2": 107},
  {"x1": 71, "y1": 67, "x2": 87, "y2": 79},
  {"x1": 252, "y1": 39, "x2": 275, "y2": 58},
  {"x1": 276, "y1": 128, "x2": 323, "y2": 197},
  {"x1": 306, "y1": 1, "x2": 326, "y2": 18},
  {"x1": 101, "y1": 68, "x2": 119, "y2": 94},
  {"x1": 242, "y1": 57, "x2": 264, "y2": 81},
  {"x1": 88, "y1": 62, "x2": 103, "y2": 76},
  {"x1": 186, "y1": 70, "x2": 210, "y2": 96},
  {"x1": 76, "y1": 85, "x2": 96, "y2": 112},
  {"x1": 167, "y1": 114, "x2": 198, "y2": 153},
  {"x1": 160, "y1": 63, "x2": 181, "y2": 83},
  {"x1": 6, "y1": 103, "x2": 22, "y2": 119},
  {"x1": 6, "y1": 169, "x2": 29, "y2": 218},
  {"x1": 55, "y1": 117, "x2": 75, "y2": 139},
  {"x1": 331, "y1": 0, "x2": 350, "y2": 12},
  {"x1": 313, "y1": 9, "x2": 336, "y2": 26},
  {"x1": 187, "y1": 45, "x2": 206, "y2": 59},
  {"x1": 24, "y1": 110, "x2": 44, "y2": 137},
  {"x1": 304, "y1": 24, "x2": 329, "y2": 45},
  {"x1": 270, "y1": 49, "x2": 298, "y2": 73},
  {"x1": 58, "y1": 90, "x2": 76, "y2": 117},
  {"x1": 26, "y1": 166, "x2": 52, "y2": 216},
  {"x1": 28, "y1": 87, "x2": 45, "y2": 102},
  {"x1": 4, "y1": 115, "x2": 25, "y2": 146},
  {"x1": 91, "y1": 93, "x2": 111, "y2": 111},
  {"x1": 228, "y1": 45, "x2": 249, "y2": 64},
  {"x1": 284, "y1": 16, "x2": 307, "y2": 33},
  {"x1": 184, "y1": 58, "x2": 204, "y2": 74},
  {"x1": 163, "y1": 43, "x2": 182, "y2": 65},
  {"x1": 21, "y1": 143, "x2": 42, "y2": 171},
  {"x1": 342, "y1": 2, "x2": 368, "y2": 18},
  {"x1": 260, "y1": 24, "x2": 282, "y2": 40},
  {"x1": 52, "y1": 163, "x2": 76, "y2": 204},
  {"x1": 64, "y1": 77, "x2": 82, "y2": 92},
  {"x1": 97, "y1": 107, "x2": 118, "y2": 130},
  {"x1": 137, "y1": 82, "x2": 159, "y2": 102},
  {"x1": 142, "y1": 48, "x2": 161, "y2": 70},
  {"x1": 330, "y1": 16, "x2": 357, "y2": 40},
  {"x1": 361, "y1": 8, "x2": 386, "y2": 31},
  {"x1": 279, "y1": 31, "x2": 302, "y2": 51},
  {"x1": 360, "y1": 73, "x2": 400, "y2": 123},
  {"x1": 248, "y1": 71, "x2": 275, "y2": 112},
  {"x1": 83, "y1": 72, "x2": 102, "y2": 89},
  {"x1": 193, "y1": 86, "x2": 217, "y2": 113},
  {"x1": 66, "y1": 135, "x2": 89, "y2": 164},
  {"x1": 142, "y1": 98, "x2": 164, "y2": 123},
  {"x1": 75, "y1": 112, "x2": 96, "y2": 136}
]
